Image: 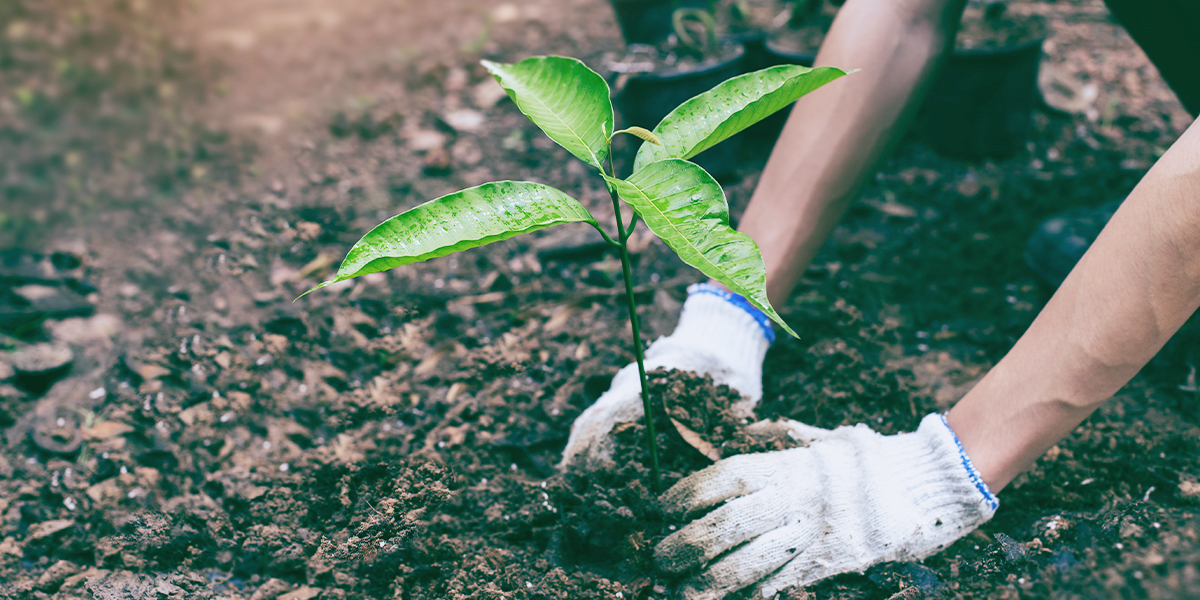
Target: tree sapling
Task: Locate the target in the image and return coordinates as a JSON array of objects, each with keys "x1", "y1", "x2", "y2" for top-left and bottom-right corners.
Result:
[{"x1": 306, "y1": 55, "x2": 846, "y2": 488}]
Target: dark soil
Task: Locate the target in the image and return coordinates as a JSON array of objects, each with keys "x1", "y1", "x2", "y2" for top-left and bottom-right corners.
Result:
[
  {"x1": 658, "y1": 369, "x2": 801, "y2": 459},
  {"x1": 2, "y1": 0, "x2": 1199, "y2": 599},
  {"x1": 955, "y1": 6, "x2": 1050, "y2": 51}
]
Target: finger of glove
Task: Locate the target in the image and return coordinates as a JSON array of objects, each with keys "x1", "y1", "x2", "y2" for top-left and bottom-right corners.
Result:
[
  {"x1": 676, "y1": 521, "x2": 817, "y2": 600},
  {"x1": 744, "y1": 419, "x2": 832, "y2": 444},
  {"x1": 658, "y1": 454, "x2": 789, "y2": 518},
  {"x1": 754, "y1": 544, "x2": 848, "y2": 600},
  {"x1": 560, "y1": 408, "x2": 636, "y2": 469},
  {"x1": 656, "y1": 485, "x2": 805, "y2": 573},
  {"x1": 560, "y1": 375, "x2": 644, "y2": 469},
  {"x1": 660, "y1": 450, "x2": 796, "y2": 517},
  {"x1": 559, "y1": 426, "x2": 616, "y2": 470}
]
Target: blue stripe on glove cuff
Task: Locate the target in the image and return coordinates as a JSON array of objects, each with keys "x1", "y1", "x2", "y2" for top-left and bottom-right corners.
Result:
[
  {"x1": 939, "y1": 414, "x2": 1000, "y2": 511},
  {"x1": 687, "y1": 283, "x2": 776, "y2": 345}
]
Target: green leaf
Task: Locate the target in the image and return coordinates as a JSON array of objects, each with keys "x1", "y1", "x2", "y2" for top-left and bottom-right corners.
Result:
[
  {"x1": 305, "y1": 181, "x2": 597, "y2": 295},
  {"x1": 483, "y1": 56, "x2": 614, "y2": 170},
  {"x1": 613, "y1": 126, "x2": 663, "y2": 146},
  {"x1": 604, "y1": 159, "x2": 797, "y2": 338},
  {"x1": 633, "y1": 65, "x2": 847, "y2": 171}
]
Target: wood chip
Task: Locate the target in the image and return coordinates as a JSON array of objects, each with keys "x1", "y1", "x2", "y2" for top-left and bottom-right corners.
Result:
[
  {"x1": 862, "y1": 198, "x2": 917, "y2": 218},
  {"x1": 669, "y1": 417, "x2": 721, "y2": 461},
  {"x1": 82, "y1": 421, "x2": 134, "y2": 440},
  {"x1": 28, "y1": 519, "x2": 74, "y2": 541}
]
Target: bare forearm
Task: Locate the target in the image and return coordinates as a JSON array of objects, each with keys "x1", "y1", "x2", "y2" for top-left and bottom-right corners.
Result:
[
  {"x1": 949, "y1": 119, "x2": 1200, "y2": 490},
  {"x1": 739, "y1": 0, "x2": 967, "y2": 306}
]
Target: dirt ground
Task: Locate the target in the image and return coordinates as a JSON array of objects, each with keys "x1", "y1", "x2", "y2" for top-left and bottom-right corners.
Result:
[{"x1": 1, "y1": 0, "x2": 1199, "y2": 598}]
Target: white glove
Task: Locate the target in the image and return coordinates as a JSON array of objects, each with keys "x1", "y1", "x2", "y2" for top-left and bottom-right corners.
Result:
[
  {"x1": 656, "y1": 413, "x2": 999, "y2": 600},
  {"x1": 561, "y1": 284, "x2": 774, "y2": 471}
]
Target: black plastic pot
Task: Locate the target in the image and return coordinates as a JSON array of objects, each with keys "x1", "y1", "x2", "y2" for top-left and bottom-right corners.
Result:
[
  {"x1": 917, "y1": 38, "x2": 1045, "y2": 159},
  {"x1": 617, "y1": 44, "x2": 746, "y2": 181},
  {"x1": 751, "y1": 35, "x2": 1045, "y2": 159},
  {"x1": 731, "y1": 31, "x2": 772, "y2": 74},
  {"x1": 762, "y1": 37, "x2": 817, "y2": 68},
  {"x1": 609, "y1": 0, "x2": 709, "y2": 45}
]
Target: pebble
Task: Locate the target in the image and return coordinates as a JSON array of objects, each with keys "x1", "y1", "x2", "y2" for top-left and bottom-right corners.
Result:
[
  {"x1": 472, "y1": 80, "x2": 509, "y2": 109},
  {"x1": 406, "y1": 129, "x2": 447, "y2": 151},
  {"x1": 441, "y1": 109, "x2": 485, "y2": 133},
  {"x1": 11, "y1": 343, "x2": 74, "y2": 376}
]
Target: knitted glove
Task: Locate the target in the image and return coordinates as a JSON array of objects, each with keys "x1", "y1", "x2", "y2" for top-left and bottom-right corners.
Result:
[
  {"x1": 656, "y1": 413, "x2": 999, "y2": 600},
  {"x1": 560, "y1": 284, "x2": 775, "y2": 471}
]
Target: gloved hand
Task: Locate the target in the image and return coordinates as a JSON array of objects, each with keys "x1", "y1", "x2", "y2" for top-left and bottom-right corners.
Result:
[
  {"x1": 656, "y1": 413, "x2": 999, "y2": 600},
  {"x1": 560, "y1": 283, "x2": 775, "y2": 471}
]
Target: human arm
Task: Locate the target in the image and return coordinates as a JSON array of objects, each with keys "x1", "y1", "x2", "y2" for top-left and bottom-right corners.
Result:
[
  {"x1": 948, "y1": 117, "x2": 1200, "y2": 490},
  {"x1": 740, "y1": 0, "x2": 968, "y2": 306},
  {"x1": 656, "y1": 118, "x2": 1200, "y2": 598}
]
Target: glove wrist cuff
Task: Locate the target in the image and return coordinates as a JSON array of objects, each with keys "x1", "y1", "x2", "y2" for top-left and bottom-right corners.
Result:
[
  {"x1": 665, "y1": 285, "x2": 772, "y2": 376},
  {"x1": 933, "y1": 414, "x2": 1000, "y2": 511},
  {"x1": 686, "y1": 283, "x2": 776, "y2": 345},
  {"x1": 896, "y1": 413, "x2": 999, "y2": 521}
]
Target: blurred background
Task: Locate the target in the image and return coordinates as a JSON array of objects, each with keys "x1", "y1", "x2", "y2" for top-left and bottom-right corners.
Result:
[{"x1": 0, "y1": 0, "x2": 1198, "y2": 598}]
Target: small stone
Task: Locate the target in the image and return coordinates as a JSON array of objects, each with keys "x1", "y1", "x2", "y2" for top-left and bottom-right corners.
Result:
[
  {"x1": 406, "y1": 129, "x2": 447, "y2": 151},
  {"x1": 473, "y1": 80, "x2": 509, "y2": 109},
  {"x1": 44, "y1": 314, "x2": 122, "y2": 346},
  {"x1": 0, "y1": 283, "x2": 94, "y2": 330},
  {"x1": 492, "y1": 3, "x2": 520, "y2": 22},
  {"x1": 441, "y1": 109, "x2": 486, "y2": 133},
  {"x1": 11, "y1": 343, "x2": 73, "y2": 376}
]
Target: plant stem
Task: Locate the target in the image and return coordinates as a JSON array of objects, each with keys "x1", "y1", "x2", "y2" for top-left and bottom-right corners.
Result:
[
  {"x1": 592, "y1": 224, "x2": 622, "y2": 249},
  {"x1": 606, "y1": 179, "x2": 662, "y2": 491}
]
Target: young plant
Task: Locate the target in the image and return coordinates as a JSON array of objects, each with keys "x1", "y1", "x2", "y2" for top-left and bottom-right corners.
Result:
[
  {"x1": 306, "y1": 56, "x2": 846, "y2": 488},
  {"x1": 673, "y1": 6, "x2": 719, "y2": 56}
]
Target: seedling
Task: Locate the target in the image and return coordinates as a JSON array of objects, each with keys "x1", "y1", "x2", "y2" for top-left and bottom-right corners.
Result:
[
  {"x1": 306, "y1": 56, "x2": 846, "y2": 488},
  {"x1": 673, "y1": 7, "x2": 718, "y2": 56}
]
